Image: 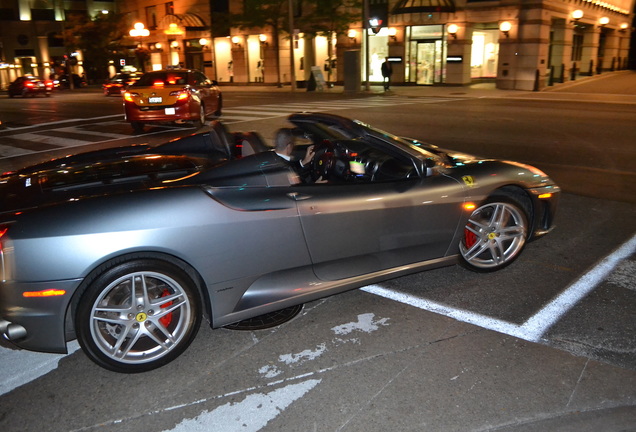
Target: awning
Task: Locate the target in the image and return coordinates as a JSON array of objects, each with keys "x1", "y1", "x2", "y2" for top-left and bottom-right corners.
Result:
[
  {"x1": 392, "y1": 0, "x2": 456, "y2": 14},
  {"x1": 159, "y1": 13, "x2": 207, "y2": 30}
]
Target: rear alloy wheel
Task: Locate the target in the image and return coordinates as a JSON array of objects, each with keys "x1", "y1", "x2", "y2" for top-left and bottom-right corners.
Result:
[
  {"x1": 459, "y1": 196, "x2": 529, "y2": 272},
  {"x1": 76, "y1": 259, "x2": 201, "y2": 373}
]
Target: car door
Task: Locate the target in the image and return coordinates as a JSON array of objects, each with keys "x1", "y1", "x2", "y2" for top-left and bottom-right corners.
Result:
[{"x1": 291, "y1": 174, "x2": 466, "y2": 281}]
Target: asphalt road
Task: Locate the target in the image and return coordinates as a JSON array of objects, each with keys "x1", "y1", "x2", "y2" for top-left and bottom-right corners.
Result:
[{"x1": 0, "y1": 74, "x2": 635, "y2": 431}]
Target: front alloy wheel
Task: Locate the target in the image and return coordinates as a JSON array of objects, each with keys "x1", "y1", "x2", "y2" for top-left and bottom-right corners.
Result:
[
  {"x1": 459, "y1": 197, "x2": 529, "y2": 272},
  {"x1": 76, "y1": 259, "x2": 201, "y2": 373}
]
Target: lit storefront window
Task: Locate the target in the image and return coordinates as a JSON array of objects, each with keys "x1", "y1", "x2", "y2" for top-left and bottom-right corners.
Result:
[
  {"x1": 471, "y1": 29, "x2": 499, "y2": 78},
  {"x1": 215, "y1": 37, "x2": 233, "y2": 83},
  {"x1": 363, "y1": 29, "x2": 390, "y2": 81},
  {"x1": 247, "y1": 35, "x2": 262, "y2": 83}
]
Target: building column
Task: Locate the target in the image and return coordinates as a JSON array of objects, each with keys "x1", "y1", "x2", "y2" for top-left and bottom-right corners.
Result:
[
  {"x1": 445, "y1": 23, "x2": 472, "y2": 85},
  {"x1": 498, "y1": 7, "x2": 551, "y2": 91},
  {"x1": 549, "y1": 19, "x2": 573, "y2": 83},
  {"x1": 601, "y1": 30, "x2": 620, "y2": 71},
  {"x1": 580, "y1": 27, "x2": 600, "y2": 75},
  {"x1": 231, "y1": 36, "x2": 248, "y2": 83}
]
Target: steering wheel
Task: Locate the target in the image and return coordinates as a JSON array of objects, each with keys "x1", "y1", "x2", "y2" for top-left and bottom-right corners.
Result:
[{"x1": 311, "y1": 140, "x2": 336, "y2": 181}]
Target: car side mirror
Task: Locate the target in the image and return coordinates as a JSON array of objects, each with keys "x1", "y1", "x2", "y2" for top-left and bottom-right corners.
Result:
[
  {"x1": 211, "y1": 80, "x2": 219, "y2": 87},
  {"x1": 424, "y1": 158, "x2": 436, "y2": 177}
]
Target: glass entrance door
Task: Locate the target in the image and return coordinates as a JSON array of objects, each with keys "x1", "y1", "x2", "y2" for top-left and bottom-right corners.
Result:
[{"x1": 416, "y1": 41, "x2": 443, "y2": 85}]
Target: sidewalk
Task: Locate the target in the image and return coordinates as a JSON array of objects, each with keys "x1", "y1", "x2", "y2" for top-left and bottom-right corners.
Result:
[{"x1": 214, "y1": 69, "x2": 636, "y2": 102}]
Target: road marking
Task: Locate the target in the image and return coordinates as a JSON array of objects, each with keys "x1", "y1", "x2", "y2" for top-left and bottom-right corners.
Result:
[
  {"x1": 0, "y1": 114, "x2": 122, "y2": 131},
  {"x1": 164, "y1": 379, "x2": 321, "y2": 432},
  {"x1": 362, "y1": 232, "x2": 636, "y2": 342}
]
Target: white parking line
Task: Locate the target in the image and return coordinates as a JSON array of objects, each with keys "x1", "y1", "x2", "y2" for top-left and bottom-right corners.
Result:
[{"x1": 362, "y1": 232, "x2": 636, "y2": 343}]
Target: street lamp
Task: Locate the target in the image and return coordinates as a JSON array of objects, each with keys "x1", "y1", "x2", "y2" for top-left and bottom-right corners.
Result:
[
  {"x1": 129, "y1": 22, "x2": 150, "y2": 46},
  {"x1": 130, "y1": 23, "x2": 150, "y2": 71}
]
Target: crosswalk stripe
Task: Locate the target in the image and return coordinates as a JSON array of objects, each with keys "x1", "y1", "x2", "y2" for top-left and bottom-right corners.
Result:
[
  {"x1": 222, "y1": 109, "x2": 298, "y2": 116},
  {"x1": 55, "y1": 127, "x2": 128, "y2": 140}
]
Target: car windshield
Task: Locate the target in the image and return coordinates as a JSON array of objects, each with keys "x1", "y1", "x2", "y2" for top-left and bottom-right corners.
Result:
[{"x1": 135, "y1": 72, "x2": 189, "y2": 87}]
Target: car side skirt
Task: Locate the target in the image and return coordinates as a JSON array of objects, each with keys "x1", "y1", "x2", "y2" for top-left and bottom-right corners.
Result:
[{"x1": 213, "y1": 254, "x2": 458, "y2": 328}]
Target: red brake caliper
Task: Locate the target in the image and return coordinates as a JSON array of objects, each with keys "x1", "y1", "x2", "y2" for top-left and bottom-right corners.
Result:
[
  {"x1": 464, "y1": 227, "x2": 477, "y2": 248},
  {"x1": 159, "y1": 289, "x2": 173, "y2": 327}
]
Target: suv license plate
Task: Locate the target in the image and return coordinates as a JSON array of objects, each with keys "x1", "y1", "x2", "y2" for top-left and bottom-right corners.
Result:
[
  {"x1": 148, "y1": 96, "x2": 162, "y2": 104},
  {"x1": 165, "y1": 108, "x2": 176, "y2": 115}
]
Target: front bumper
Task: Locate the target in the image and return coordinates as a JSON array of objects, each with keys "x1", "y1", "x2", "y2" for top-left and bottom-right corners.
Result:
[
  {"x1": 527, "y1": 184, "x2": 561, "y2": 239},
  {"x1": 0, "y1": 278, "x2": 82, "y2": 354}
]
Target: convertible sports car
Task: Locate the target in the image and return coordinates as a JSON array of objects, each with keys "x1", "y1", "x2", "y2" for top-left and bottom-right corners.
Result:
[{"x1": 0, "y1": 113, "x2": 560, "y2": 373}]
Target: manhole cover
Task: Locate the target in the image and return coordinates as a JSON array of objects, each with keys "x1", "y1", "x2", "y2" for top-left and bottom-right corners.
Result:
[{"x1": 224, "y1": 304, "x2": 304, "y2": 330}]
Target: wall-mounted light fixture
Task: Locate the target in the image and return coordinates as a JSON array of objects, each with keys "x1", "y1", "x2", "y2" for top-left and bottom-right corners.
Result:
[
  {"x1": 164, "y1": 23, "x2": 184, "y2": 36},
  {"x1": 570, "y1": 10, "x2": 584, "y2": 24},
  {"x1": 447, "y1": 24, "x2": 458, "y2": 39},
  {"x1": 259, "y1": 34, "x2": 268, "y2": 46},
  {"x1": 619, "y1": 22, "x2": 630, "y2": 32},
  {"x1": 170, "y1": 40, "x2": 180, "y2": 50},
  {"x1": 388, "y1": 27, "x2": 398, "y2": 42},
  {"x1": 598, "y1": 16, "x2": 610, "y2": 28},
  {"x1": 154, "y1": 42, "x2": 163, "y2": 50},
  {"x1": 231, "y1": 36, "x2": 241, "y2": 47},
  {"x1": 199, "y1": 38, "x2": 210, "y2": 50},
  {"x1": 347, "y1": 29, "x2": 357, "y2": 44},
  {"x1": 499, "y1": 21, "x2": 512, "y2": 38}
]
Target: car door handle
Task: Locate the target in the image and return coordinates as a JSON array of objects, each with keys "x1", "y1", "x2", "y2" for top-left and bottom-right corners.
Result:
[{"x1": 287, "y1": 192, "x2": 311, "y2": 201}]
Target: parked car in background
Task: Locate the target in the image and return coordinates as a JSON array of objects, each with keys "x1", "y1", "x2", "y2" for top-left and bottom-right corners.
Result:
[
  {"x1": 56, "y1": 73, "x2": 87, "y2": 89},
  {"x1": 103, "y1": 72, "x2": 142, "y2": 96},
  {"x1": 7, "y1": 76, "x2": 53, "y2": 97},
  {"x1": 123, "y1": 69, "x2": 222, "y2": 133},
  {"x1": 0, "y1": 113, "x2": 559, "y2": 373}
]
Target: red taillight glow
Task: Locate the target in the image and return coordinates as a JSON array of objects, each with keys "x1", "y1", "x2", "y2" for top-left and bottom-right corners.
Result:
[
  {"x1": 153, "y1": 80, "x2": 165, "y2": 87},
  {"x1": 123, "y1": 92, "x2": 135, "y2": 102},
  {"x1": 25, "y1": 82, "x2": 34, "y2": 87},
  {"x1": 177, "y1": 92, "x2": 189, "y2": 101},
  {"x1": 23, "y1": 289, "x2": 67, "y2": 298}
]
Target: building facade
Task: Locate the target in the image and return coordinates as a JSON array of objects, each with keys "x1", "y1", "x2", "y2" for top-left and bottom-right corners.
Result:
[
  {"x1": 3, "y1": 0, "x2": 633, "y2": 91},
  {"x1": 0, "y1": 0, "x2": 117, "y2": 89}
]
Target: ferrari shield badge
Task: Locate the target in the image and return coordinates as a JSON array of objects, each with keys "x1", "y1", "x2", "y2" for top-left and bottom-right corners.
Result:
[{"x1": 462, "y1": 175, "x2": 475, "y2": 187}]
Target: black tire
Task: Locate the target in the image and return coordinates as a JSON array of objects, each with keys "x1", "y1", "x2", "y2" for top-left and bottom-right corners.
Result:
[
  {"x1": 131, "y1": 122, "x2": 145, "y2": 134},
  {"x1": 75, "y1": 258, "x2": 202, "y2": 373},
  {"x1": 459, "y1": 195, "x2": 530, "y2": 272},
  {"x1": 194, "y1": 103, "x2": 206, "y2": 128},
  {"x1": 213, "y1": 94, "x2": 223, "y2": 117}
]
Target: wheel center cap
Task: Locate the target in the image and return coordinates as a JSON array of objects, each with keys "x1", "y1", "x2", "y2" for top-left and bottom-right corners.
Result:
[
  {"x1": 488, "y1": 232, "x2": 498, "y2": 240},
  {"x1": 136, "y1": 312, "x2": 148, "y2": 322}
]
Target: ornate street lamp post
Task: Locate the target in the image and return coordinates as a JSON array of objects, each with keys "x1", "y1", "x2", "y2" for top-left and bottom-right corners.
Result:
[{"x1": 129, "y1": 22, "x2": 150, "y2": 72}]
